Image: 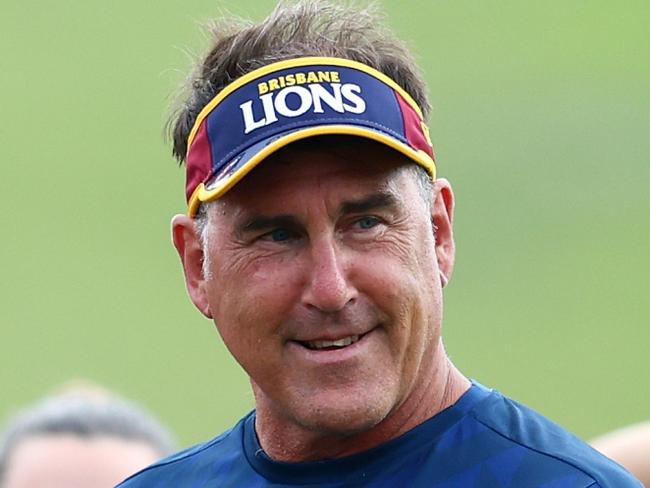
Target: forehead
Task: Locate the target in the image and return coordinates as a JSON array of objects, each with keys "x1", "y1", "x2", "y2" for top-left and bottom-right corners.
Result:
[
  {"x1": 220, "y1": 137, "x2": 415, "y2": 206},
  {"x1": 5, "y1": 435, "x2": 160, "y2": 487}
]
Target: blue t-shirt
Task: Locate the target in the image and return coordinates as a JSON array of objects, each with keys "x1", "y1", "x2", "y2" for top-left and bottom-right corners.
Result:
[{"x1": 117, "y1": 383, "x2": 640, "y2": 487}]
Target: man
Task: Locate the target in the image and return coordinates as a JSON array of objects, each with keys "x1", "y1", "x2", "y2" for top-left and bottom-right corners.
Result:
[
  {"x1": 0, "y1": 382, "x2": 174, "y2": 488},
  {"x1": 120, "y1": 1, "x2": 641, "y2": 486}
]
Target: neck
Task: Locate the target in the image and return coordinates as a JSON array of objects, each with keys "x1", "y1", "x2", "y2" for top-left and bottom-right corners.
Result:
[{"x1": 253, "y1": 341, "x2": 470, "y2": 462}]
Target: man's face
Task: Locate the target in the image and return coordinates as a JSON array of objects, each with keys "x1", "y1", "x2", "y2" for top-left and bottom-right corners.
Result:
[
  {"x1": 179, "y1": 141, "x2": 453, "y2": 436},
  {"x1": 3, "y1": 435, "x2": 161, "y2": 488}
]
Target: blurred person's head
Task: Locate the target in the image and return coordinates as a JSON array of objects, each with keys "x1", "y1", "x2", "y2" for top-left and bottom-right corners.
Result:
[
  {"x1": 591, "y1": 421, "x2": 650, "y2": 487},
  {"x1": 0, "y1": 382, "x2": 175, "y2": 488}
]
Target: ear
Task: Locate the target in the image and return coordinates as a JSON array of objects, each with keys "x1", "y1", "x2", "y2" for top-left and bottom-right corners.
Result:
[
  {"x1": 431, "y1": 178, "x2": 456, "y2": 287},
  {"x1": 171, "y1": 214, "x2": 212, "y2": 318}
]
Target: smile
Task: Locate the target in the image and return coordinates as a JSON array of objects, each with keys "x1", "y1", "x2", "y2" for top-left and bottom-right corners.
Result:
[{"x1": 302, "y1": 335, "x2": 361, "y2": 350}]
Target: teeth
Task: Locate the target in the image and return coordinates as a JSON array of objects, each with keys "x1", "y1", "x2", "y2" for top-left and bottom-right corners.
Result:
[{"x1": 306, "y1": 335, "x2": 359, "y2": 350}]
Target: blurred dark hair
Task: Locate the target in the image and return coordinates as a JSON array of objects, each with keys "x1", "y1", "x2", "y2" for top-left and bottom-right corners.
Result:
[{"x1": 0, "y1": 384, "x2": 175, "y2": 484}]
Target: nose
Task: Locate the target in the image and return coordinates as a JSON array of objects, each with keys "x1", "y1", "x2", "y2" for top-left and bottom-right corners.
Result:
[{"x1": 301, "y1": 237, "x2": 357, "y2": 313}]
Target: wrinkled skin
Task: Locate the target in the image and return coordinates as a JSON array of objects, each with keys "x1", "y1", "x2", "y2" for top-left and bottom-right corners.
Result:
[{"x1": 173, "y1": 140, "x2": 469, "y2": 461}]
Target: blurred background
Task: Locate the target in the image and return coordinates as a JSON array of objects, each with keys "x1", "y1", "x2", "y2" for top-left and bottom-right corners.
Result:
[{"x1": 1, "y1": 0, "x2": 648, "y2": 447}]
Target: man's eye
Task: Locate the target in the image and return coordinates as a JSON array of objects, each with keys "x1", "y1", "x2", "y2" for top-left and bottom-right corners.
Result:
[
  {"x1": 264, "y1": 229, "x2": 293, "y2": 242},
  {"x1": 356, "y1": 216, "x2": 380, "y2": 230}
]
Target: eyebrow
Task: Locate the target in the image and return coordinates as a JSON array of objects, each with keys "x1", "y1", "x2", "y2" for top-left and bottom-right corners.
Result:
[
  {"x1": 340, "y1": 192, "x2": 398, "y2": 215},
  {"x1": 241, "y1": 215, "x2": 300, "y2": 233},
  {"x1": 238, "y1": 192, "x2": 399, "y2": 234}
]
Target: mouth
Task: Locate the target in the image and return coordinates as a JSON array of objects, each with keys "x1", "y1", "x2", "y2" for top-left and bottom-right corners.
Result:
[{"x1": 300, "y1": 334, "x2": 361, "y2": 351}]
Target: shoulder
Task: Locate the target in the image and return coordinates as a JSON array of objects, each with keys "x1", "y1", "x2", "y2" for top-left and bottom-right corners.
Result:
[
  {"x1": 116, "y1": 413, "x2": 251, "y2": 487},
  {"x1": 466, "y1": 385, "x2": 642, "y2": 487}
]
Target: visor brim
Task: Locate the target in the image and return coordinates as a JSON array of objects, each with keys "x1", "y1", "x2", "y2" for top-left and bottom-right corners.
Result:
[{"x1": 187, "y1": 124, "x2": 436, "y2": 217}]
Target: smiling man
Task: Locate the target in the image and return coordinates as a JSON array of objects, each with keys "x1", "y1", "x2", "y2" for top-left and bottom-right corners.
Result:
[
  {"x1": 118, "y1": 1, "x2": 641, "y2": 486},
  {"x1": 186, "y1": 140, "x2": 464, "y2": 462}
]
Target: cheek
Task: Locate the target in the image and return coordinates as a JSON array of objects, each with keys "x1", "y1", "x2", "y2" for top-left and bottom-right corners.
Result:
[
  {"x1": 207, "y1": 256, "x2": 304, "y2": 352},
  {"x1": 356, "y1": 243, "x2": 441, "y2": 347},
  {"x1": 357, "y1": 240, "x2": 438, "y2": 311}
]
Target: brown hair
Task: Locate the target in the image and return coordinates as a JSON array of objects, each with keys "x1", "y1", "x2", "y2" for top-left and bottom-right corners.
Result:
[{"x1": 169, "y1": 0, "x2": 431, "y2": 164}]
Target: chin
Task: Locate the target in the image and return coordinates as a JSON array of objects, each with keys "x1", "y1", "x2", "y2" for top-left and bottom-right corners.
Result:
[{"x1": 292, "y1": 390, "x2": 395, "y2": 436}]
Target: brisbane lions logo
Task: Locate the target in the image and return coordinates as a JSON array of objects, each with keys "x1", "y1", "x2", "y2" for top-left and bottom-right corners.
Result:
[{"x1": 239, "y1": 71, "x2": 367, "y2": 134}]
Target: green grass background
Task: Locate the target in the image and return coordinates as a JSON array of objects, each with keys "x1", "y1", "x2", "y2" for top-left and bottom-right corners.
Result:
[{"x1": 2, "y1": 0, "x2": 648, "y2": 447}]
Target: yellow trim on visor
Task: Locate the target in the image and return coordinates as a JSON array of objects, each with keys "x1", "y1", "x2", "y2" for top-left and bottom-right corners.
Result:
[
  {"x1": 186, "y1": 56, "x2": 426, "y2": 150},
  {"x1": 187, "y1": 125, "x2": 436, "y2": 217}
]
